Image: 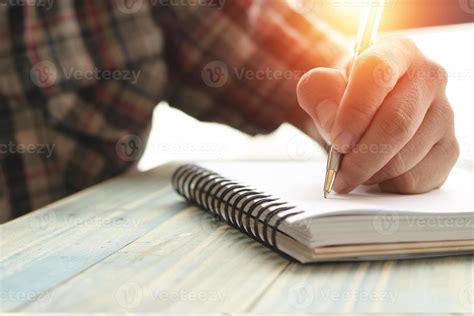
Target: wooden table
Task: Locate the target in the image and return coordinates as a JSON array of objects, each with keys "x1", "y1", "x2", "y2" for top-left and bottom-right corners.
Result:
[{"x1": 1, "y1": 163, "x2": 473, "y2": 313}]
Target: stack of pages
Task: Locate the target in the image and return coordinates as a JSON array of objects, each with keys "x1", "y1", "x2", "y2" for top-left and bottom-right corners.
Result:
[{"x1": 172, "y1": 161, "x2": 474, "y2": 263}]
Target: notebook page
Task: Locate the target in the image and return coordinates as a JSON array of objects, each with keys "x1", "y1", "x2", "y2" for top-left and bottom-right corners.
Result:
[{"x1": 199, "y1": 161, "x2": 474, "y2": 220}]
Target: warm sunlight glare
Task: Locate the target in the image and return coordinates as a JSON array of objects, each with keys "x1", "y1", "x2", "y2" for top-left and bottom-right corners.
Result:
[{"x1": 289, "y1": 0, "x2": 396, "y2": 35}]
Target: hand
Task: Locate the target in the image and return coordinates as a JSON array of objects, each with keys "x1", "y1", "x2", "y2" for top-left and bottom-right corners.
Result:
[{"x1": 297, "y1": 37, "x2": 459, "y2": 194}]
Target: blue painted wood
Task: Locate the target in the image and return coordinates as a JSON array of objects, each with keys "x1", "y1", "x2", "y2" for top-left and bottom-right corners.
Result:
[{"x1": 1, "y1": 164, "x2": 473, "y2": 312}]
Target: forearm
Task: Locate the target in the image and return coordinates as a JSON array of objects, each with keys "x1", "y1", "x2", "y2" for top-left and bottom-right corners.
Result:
[{"x1": 156, "y1": 0, "x2": 349, "y2": 145}]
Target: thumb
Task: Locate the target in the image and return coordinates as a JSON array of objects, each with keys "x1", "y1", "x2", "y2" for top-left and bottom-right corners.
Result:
[{"x1": 297, "y1": 68, "x2": 347, "y2": 144}]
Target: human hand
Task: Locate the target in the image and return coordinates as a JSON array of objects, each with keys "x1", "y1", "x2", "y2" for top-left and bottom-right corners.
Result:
[{"x1": 297, "y1": 37, "x2": 459, "y2": 194}]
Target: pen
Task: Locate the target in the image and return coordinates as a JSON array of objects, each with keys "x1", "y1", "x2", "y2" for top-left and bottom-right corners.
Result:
[{"x1": 324, "y1": 0, "x2": 386, "y2": 198}]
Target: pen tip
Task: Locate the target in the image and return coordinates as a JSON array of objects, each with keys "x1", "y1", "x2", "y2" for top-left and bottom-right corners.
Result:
[{"x1": 324, "y1": 191, "x2": 328, "y2": 199}]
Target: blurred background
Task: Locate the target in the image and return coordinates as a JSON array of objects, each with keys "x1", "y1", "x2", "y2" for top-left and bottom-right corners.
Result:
[
  {"x1": 305, "y1": 0, "x2": 474, "y2": 35},
  {"x1": 139, "y1": 0, "x2": 473, "y2": 172}
]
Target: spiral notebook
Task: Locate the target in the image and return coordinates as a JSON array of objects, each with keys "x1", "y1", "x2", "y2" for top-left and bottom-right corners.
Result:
[{"x1": 172, "y1": 161, "x2": 474, "y2": 263}]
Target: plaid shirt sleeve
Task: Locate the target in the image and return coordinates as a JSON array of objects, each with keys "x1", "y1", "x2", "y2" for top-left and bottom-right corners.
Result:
[{"x1": 0, "y1": 0, "x2": 347, "y2": 222}]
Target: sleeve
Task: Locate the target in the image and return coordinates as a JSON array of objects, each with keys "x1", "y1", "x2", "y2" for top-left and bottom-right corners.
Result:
[{"x1": 153, "y1": 0, "x2": 348, "y2": 136}]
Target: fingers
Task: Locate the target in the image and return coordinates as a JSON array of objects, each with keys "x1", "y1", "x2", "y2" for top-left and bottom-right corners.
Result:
[
  {"x1": 379, "y1": 136, "x2": 460, "y2": 194},
  {"x1": 297, "y1": 68, "x2": 346, "y2": 143},
  {"x1": 333, "y1": 71, "x2": 434, "y2": 193},
  {"x1": 365, "y1": 96, "x2": 453, "y2": 185},
  {"x1": 331, "y1": 37, "x2": 420, "y2": 153}
]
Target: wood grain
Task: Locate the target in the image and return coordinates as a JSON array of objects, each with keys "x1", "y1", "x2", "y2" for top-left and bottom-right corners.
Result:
[{"x1": 1, "y1": 163, "x2": 473, "y2": 312}]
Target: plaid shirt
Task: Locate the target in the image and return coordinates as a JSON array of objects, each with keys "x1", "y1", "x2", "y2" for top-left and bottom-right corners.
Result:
[{"x1": 0, "y1": 0, "x2": 346, "y2": 222}]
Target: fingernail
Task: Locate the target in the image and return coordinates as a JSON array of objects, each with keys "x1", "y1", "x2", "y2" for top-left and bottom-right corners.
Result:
[
  {"x1": 333, "y1": 131, "x2": 354, "y2": 154},
  {"x1": 314, "y1": 100, "x2": 337, "y2": 142}
]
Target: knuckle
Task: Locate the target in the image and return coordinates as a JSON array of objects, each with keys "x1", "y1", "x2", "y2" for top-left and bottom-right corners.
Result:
[
  {"x1": 430, "y1": 62, "x2": 448, "y2": 86},
  {"x1": 362, "y1": 53, "x2": 386, "y2": 69},
  {"x1": 383, "y1": 152, "x2": 408, "y2": 178},
  {"x1": 432, "y1": 101, "x2": 455, "y2": 131},
  {"x1": 380, "y1": 107, "x2": 413, "y2": 142},
  {"x1": 444, "y1": 104, "x2": 455, "y2": 127},
  {"x1": 397, "y1": 37, "x2": 419, "y2": 54},
  {"x1": 358, "y1": 53, "x2": 399, "y2": 89},
  {"x1": 424, "y1": 61, "x2": 448, "y2": 87},
  {"x1": 357, "y1": 53, "x2": 388, "y2": 76},
  {"x1": 442, "y1": 137, "x2": 460, "y2": 165},
  {"x1": 395, "y1": 170, "x2": 419, "y2": 194},
  {"x1": 452, "y1": 139, "x2": 460, "y2": 161}
]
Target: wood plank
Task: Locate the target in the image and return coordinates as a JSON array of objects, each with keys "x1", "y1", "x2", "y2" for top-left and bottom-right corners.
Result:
[
  {"x1": 252, "y1": 255, "x2": 474, "y2": 313},
  {"x1": 0, "y1": 166, "x2": 182, "y2": 311},
  {"x1": 2, "y1": 162, "x2": 473, "y2": 312},
  {"x1": 16, "y1": 205, "x2": 290, "y2": 312}
]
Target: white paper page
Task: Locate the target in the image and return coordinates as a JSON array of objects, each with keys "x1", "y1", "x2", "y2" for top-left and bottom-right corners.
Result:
[{"x1": 199, "y1": 161, "x2": 474, "y2": 220}]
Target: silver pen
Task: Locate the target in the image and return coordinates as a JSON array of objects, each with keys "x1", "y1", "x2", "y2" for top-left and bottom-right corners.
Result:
[{"x1": 324, "y1": 0, "x2": 386, "y2": 198}]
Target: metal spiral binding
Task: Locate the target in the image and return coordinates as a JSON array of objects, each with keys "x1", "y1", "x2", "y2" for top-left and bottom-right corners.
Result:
[{"x1": 172, "y1": 164, "x2": 304, "y2": 258}]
